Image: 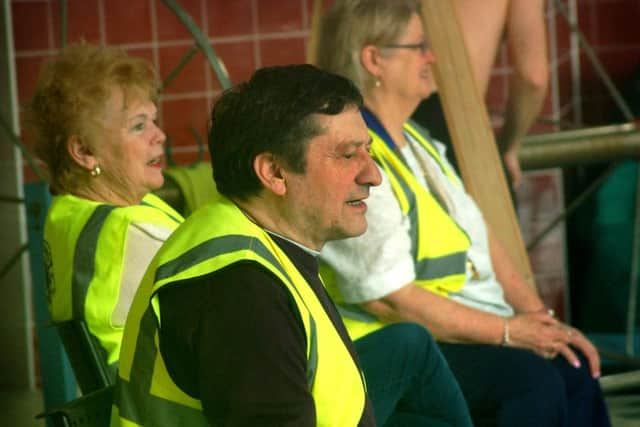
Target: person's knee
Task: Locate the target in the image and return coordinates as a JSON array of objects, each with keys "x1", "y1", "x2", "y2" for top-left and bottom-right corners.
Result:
[
  {"x1": 387, "y1": 323, "x2": 454, "y2": 384},
  {"x1": 387, "y1": 323, "x2": 437, "y2": 358},
  {"x1": 555, "y1": 351, "x2": 603, "y2": 403},
  {"x1": 515, "y1": 354, "x2": 567, "y2": 416},
  {"x1": 494, "y1": 351, "x2": 568, "y2": 426}
]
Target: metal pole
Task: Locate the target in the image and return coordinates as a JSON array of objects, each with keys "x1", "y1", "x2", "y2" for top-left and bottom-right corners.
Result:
[
  {"x1": 626, "y1": 162, "x2": 640, "y2": 355},
  {"x1": 526, "y1": 163, "x2": 618, "y2": 251},
  {"x1": 553, "y1": 0, "x2": 635, "y2": 122}
]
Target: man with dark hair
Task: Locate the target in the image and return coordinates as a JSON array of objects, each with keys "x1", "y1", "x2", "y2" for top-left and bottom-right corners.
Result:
[{"x1": 112, "y1": 64, "x2": 470, "y2": 427}]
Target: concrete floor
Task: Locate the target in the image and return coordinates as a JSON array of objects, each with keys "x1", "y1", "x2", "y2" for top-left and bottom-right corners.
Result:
[{"x1": 0, "y1": 388, "x2": 44, "y2": 427}]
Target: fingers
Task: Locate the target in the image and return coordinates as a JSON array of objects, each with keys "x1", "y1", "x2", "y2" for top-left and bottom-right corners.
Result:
[
  {"x1": 514, "y1": 314, "x2": 602, "y2": 377},
  {"x1": 557, "y1": 343, "x2": 580, "y2": 368},
  {"x1": 528, "y1": 321, "x2": 572, "y2": 359},
  {"x1": 568, "y1": 329, "x2": 601, "y2": 378}
]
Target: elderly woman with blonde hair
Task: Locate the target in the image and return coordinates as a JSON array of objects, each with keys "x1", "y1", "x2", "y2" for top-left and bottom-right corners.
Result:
[
  {"x1": 28, "y1": 43, "x2": 183, "y2": 373},
  {"x1": 317, "y1": 1, "x2": 611, "y2": 426}
]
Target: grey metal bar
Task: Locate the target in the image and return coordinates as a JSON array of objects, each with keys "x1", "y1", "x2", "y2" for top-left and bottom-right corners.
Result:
[
  {"x1": 161, "y1": 0, "x2": 232, "y2": 90},
  {"x1": 0, "y1": 111, "x2": 46, "y2": 182},
  {"x1": 626, "y1": 163, "x2": 640, "y2": 356},
  {"x1": 0, "y1": 195, "x2": 25, "y2": 203},
  {"x1": 520, "y1": 124, "x2": 640, "y2": 170},
  {"x1": 599, "y1": 369, "x2": 640, "y2": 393},
  {"x1": 59, "y1": 0, "x2": 67, "y2": 49},
  {"x1": 0, "y1": 243, "x2": 27, "y2": 282},
  {"x1": 553, "y1": 0, "x2": 635, "y2": 122},
  {"x1": 523, "y1": 123, "x2": 636, "y2": 144},
  {"x1": 162, "y1": 44, "x2": 199, "y2": 90},
  {"x1": 526, "y1": 162, "x2": 618, "y2": 251}
]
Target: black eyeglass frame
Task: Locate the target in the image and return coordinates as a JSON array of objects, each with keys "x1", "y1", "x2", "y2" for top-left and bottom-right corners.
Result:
[{"x1": 381, "y1": 42, "x2": 429, "y2": 54}]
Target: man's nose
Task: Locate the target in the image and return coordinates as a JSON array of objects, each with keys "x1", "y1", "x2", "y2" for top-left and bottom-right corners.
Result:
[{"x1": 358, "y1": 154, "x2": 382, "y2": 187}]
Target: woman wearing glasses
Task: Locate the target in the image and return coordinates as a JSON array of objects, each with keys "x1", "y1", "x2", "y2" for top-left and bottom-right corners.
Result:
[{"x1": 317, "y1": 1, "x2": 610, "y2": 426}]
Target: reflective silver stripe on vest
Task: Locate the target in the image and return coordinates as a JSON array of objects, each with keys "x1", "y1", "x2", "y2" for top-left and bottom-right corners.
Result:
[
  {"x1": 72, "y1": 205, "x2": 116, "y2": 320},
  {"x1": 377, "y1": 153, "x2": 467, "y2": 280},
  {"x1": 337, "y1": 304, "x2": 378, "y2": 323},
  {"x1": 117, "y1": 308, "x2": 208, "y2": 425},
  {"x1": 155, "y1": 234, "x2": 318, "y2": 386},
  {"x1": 117, "y1": 235, "x2": 319, "y2": 425}
]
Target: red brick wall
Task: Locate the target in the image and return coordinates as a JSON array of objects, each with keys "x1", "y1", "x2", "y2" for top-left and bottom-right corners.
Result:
[
  {"x1": 11, "y1": 0, "x2": 317, "y2": 179},
  {"x1": 12, "y1": 0, "x2": 639, "y2": 171},
  {"x1": 578, "y1": 0, "x2": 640, "y2": 125}
]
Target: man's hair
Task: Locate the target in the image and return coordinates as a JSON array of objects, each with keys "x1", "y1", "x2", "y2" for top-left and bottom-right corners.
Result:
[
  {"x1": 209, "y1": 64, "x2": 363, "y2": 200},
  {"x1": 27, "y1": 42, "x2": 160, "y2": 194},
  {"x1": 315, "y1": 0, "x2": 420, "y2": 92}
]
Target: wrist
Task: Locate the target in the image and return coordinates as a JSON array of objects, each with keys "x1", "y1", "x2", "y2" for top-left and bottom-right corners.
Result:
[
  {"x1": 526, "y1": 305, "x2": 555, "y2": 317},
  {"x1": 501, "y1": 317, "x2": 511, "y2": 346}
]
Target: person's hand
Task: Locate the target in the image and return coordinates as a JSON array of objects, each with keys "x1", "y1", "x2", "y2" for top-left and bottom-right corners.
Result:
[
  {"x1": 502, "y1": 148, "x2": 522, "y2": 189},
  {"x1": 506, "y1": 312, "x2": 601, "y2": 378},
  {"x1": 506, "y1": 310, "x2": 572, "y2": 358}
]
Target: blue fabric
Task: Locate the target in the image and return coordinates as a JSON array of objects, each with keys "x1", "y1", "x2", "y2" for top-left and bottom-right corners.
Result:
[
  {"x1": 361, "y1": 107, "x2": 397, "y2": 151},
  {"x1": 354, "y1": 323, "x2": 473, "y2": 427},
  {"x1": 438, "y1": 343, "x2": 611, "y2": 427}
]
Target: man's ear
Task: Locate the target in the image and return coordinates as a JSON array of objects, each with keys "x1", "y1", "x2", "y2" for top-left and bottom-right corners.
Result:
[
  {"x1": 360, "y1": 44, "x2": 383, "y2": 79},
  {"x1": 254, "y1": 152, "x2": 287, "y2": 196},
  {"x1": 67, "y1": 135, "x2": 97, "y2": 171}
]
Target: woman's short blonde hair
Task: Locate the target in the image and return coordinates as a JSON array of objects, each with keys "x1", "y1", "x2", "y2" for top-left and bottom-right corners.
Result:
[
  {"x1": 27, "y1": 42, "x2": 160, "y2": 194},
  {"x1": 315, "y1": 0, "x2": 420, "y2": 92}
]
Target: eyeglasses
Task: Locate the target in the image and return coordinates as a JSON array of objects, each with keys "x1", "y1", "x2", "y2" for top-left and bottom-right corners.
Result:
[{"x1": 381, "y1": 42, "x2": 429, "y2": 54}]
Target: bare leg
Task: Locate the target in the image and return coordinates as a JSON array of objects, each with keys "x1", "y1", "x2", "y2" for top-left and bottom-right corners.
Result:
[
  {"x1": 499, "y1": 0, "x2": 549, "y2": 188},
  {"x1": 452, "y1": 0, "x2": 509, "y2": 96}
]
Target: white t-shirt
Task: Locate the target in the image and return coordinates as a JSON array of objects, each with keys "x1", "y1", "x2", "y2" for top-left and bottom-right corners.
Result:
[{"x1": 320, "y1": 133, "x2": 514, "y2": 317}]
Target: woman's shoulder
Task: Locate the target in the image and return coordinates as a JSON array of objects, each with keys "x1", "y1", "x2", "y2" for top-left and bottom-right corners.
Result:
[{"x1": 47, "y1": 192, "x2": 182, "y2": 236}]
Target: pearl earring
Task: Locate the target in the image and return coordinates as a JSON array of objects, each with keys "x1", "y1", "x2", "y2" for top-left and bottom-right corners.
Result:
[{"x1": 90, "y1": 164, "x2": 102, "y2": 177}]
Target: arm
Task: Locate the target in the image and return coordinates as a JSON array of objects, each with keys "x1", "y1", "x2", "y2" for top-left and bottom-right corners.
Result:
[
  {"x1": 498, "y1": 0, "x2": 549, "y2": 188},
  {"x1": 487, "y1": 225, "x2": 545, "y2": 313},
  {"x1": 159, "y1": 265, "x2": 316, "y2": 427},
  {"x1": 363, "y1": 280, "x2": 573, "y2": 361}
]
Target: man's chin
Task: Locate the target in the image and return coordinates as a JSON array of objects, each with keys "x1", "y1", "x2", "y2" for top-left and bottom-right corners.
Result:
[{"x1": 330, "y1": 223, "x2": 369, "y2": 242}]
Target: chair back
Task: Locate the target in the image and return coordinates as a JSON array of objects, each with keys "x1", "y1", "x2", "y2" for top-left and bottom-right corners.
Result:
[
  {"x1": 56, "y1": 319, "x2": 115, "y2": 394},
  {"x1": 36, "y1": 385, "x2": 114, "y2": 427}
]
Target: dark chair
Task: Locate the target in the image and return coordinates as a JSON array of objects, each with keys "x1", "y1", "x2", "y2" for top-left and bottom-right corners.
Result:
[
  {"x1": 55, "y1": 319, "x2": 115, "y2": 394},
  {"x1": 36, "y1": 385, "x2": 114, "y2": 427}
]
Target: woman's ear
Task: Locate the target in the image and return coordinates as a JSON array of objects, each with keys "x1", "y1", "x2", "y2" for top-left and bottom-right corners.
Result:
[
  {"x1": 253, "y1": 152, "x2": 287, "y2": 196},
  {"x1": 360, "y1": 45, "x2": 383, "y2": 78},
  {"x1": 67, "y1": 135, "x2": 97, "y2": 171}
]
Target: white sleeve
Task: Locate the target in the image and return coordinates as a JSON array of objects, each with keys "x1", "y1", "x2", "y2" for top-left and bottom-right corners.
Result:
[
  {"x1": 111, "y1": 222, "x2": 174, "y2": 326},
  {"x1": 320, "y1": 166, "x2": 415, "y2": 304}
]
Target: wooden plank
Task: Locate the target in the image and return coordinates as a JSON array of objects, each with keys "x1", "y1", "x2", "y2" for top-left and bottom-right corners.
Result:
[
  {"x1": 420, "y1": 0, "x2": 536, "y2": 287},
  {"x1": 306, "y1": 0, "x2": 323, "y2": 64}
]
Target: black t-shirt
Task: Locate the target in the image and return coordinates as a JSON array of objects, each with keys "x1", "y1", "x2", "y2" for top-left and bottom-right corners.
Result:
[{"x1": 158, "y1": 233, "x2": 376, "y2": 427}]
